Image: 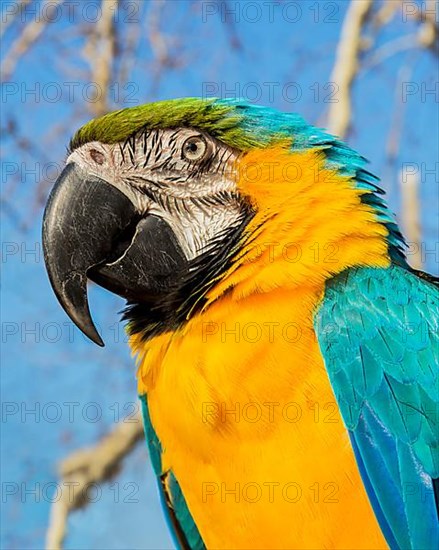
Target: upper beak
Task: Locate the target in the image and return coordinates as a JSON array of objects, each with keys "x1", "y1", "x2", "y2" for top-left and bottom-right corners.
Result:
[{"x1": 42, "y1": 162, "x2": 187, "y2": 346}]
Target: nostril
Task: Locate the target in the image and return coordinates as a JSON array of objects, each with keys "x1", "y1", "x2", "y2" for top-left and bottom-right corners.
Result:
[{"x1": 90, "y1": 149, "x2": 105, "y2": 165}]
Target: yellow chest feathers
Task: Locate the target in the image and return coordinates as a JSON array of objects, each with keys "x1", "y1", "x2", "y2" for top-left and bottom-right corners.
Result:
[
  {"x1": 133, "y1": 144, "x2": 390, "y2": 394},
  {"x1": 133, "y1": 289, "x2": 386, "y2": 549},
  {"x1": 130, "y1": 145, "x2": 390, "y2": 548}
]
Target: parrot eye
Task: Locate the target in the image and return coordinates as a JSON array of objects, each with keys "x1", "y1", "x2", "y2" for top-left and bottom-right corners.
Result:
[{"x1": 181, "y1": 136, "x2": 208, "y2": 162}]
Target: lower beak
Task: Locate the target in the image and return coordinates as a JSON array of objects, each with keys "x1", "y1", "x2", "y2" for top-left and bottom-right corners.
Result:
[{"x1": 42, "y1": 163, "x2": 187, "y2": 346}]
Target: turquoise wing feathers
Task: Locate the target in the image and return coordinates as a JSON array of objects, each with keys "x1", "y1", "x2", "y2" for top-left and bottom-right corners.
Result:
[{"x1": 315, "y1": 265, "x2": 439, "y2": 549}]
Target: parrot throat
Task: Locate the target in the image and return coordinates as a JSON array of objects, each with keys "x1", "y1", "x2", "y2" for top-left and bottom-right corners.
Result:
[{"x1": 123, "y1": 203, "x2": 255, "y2": 341}]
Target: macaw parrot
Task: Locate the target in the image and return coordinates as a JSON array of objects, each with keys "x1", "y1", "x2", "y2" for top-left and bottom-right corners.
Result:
[{"x1": 42, "y1": 98, "x2": 438, "y2": 550}]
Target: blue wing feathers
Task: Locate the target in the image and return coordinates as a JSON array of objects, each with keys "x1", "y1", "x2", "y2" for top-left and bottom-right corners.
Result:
[
  {"x1": 397, "y1": 440, "x2": 439, "y2": 549},
  {"x1": 349, "y1": 419, "x2": 408, "y2": 550},
  {"x1": 315, "y1": 265, "x2": 439, "y2": 549}
]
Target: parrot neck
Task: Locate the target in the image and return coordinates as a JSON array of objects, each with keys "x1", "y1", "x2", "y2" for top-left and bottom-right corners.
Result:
[{"x1": 200, "y1": 145, "x2": 397, "y2": 305}]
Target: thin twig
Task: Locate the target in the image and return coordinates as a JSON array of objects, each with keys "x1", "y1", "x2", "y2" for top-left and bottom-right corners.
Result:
[
  {"x1": 116, "y1": 0, "x2": 142, "y2": 97},
  {"x1": 326, "y1": 0, "x2": 373, "y2": 138},
  {"x1": 362, "y1": 33, "x2": 419, "y2": 72},
  {"x1": 146, "y1": 0, "x2": 187, "y2": 95},
  {"x1": 217, "y1": 0, "x2": 243, "y2": 51},
  {"x1": 382, "y1": 54, "x2": 417, "y2": 199},
  {"x1": 0, "y1": 0, "x2": 32, "y2": 37},
  {"x1": 371, "y1": 0, "x2": 400, "y2": 28}
]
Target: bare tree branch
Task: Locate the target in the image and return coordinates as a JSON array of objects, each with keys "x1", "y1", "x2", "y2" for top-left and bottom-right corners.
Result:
[
  {"x1": 326, "y1": 0, "x2": 373, "y2": 138},
  {"x1": 82, "y1": 0, "x2": 118, "y2": 116},
  {"x1": 1, "y1": 0, "x2": 63, "y2": 80},
  {"x1": 116, "y1": 1, "x2": 142, "y2": 92},
  {"x1": 45, "y1": 411, "x2": 144, "y2": 550},
  {"x1": 0, "y1": 0, "x2": 32, "y2": 37},
  {"x1": 400, "y1": 168, "x2": 422, "y2": 269}
]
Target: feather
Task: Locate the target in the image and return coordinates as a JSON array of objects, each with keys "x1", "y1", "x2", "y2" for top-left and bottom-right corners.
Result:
[{"x1": 315, "y1": 265, "x2": 439, "y2": 548}]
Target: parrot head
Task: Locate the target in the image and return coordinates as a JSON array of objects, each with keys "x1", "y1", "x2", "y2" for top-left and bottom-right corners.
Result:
[{"x1": 42, "y1": 98, "x2": 405, "y2": 346}]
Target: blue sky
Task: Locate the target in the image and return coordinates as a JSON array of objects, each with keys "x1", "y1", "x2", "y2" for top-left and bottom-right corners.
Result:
[{"x1": 1, "y1": 1, "x2": 438, "y2": 548}]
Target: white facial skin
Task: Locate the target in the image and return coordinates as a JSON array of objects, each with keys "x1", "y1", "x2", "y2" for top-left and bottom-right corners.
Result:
[{"x1": 66, "y1": 128, "x2": 245, "y2": 259}]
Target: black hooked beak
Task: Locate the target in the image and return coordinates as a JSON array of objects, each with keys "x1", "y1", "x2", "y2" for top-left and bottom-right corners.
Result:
[{"x1": 42, "y1": 162, "x2": 188, "y2": 346}]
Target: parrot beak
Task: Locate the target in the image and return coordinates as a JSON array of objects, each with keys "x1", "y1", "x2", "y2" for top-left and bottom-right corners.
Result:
[{"x1": 42, "y1": 162, "x2": 188, "y2": 346}]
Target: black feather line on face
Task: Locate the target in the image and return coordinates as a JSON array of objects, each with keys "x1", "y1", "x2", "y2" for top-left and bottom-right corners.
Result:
[{"x1": 122, "y1": 202, "x2": 255, "y2": 341}]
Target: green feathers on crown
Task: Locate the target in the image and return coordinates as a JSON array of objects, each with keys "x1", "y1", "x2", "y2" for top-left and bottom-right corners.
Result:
[{"x1": 70, "y1": 98, "x2": 262, "y2": 151}]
